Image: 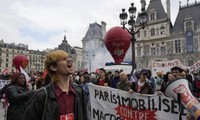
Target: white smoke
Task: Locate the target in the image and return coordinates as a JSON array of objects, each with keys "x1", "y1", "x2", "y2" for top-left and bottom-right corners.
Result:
[{"x1": 89, "y1": 47, "x2": 113, "y2": 72}]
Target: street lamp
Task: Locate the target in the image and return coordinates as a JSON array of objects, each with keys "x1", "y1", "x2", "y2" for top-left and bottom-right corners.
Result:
[
  {"x1": 0, "y1": 58, "x2": 3, "y2": 73},
  {"x1": 119, "y1": 0, "x2": 147, "y2": 73},
  {"x1": 0, "y1": 58, "x2": 3, "y2": 64},
  {"x1": 86, "y1": 53, "x2": 95, "y2": 73}
]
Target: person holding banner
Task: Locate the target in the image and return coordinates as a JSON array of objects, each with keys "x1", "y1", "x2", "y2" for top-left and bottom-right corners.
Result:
[
  {"x1": 111, "y1": 70, "x2": 120, "y2": 88},
  {"x1": 147, "y1": 69, "x2": 156, "y2": 92},
  {"x1": 116, "y1": 72, "x2": 133, "y2": 92},
  {"x1": 95, "y1": 68, "x2": 110, "y2": 87},
  {"x1": 130, "y1": 69, "x2": 154, "y2": 94},
  {"x1": 24, "y1": 50, "x2": 87, "y2": 120}
]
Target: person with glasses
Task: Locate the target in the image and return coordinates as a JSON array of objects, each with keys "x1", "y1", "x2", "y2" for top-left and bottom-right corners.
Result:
[{"x1": 24, "y1": 50, "x2": 87, "y2": 120}]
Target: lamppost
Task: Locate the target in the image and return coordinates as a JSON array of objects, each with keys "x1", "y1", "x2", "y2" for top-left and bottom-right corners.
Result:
[
  {"x1": 0, "y1": 58, "x2": 2, "y2": 64},
  {"x1": 86, "y1": 52, "x2": 95, "y2": 73},
  {"x1": 0, "y1": 58, "x2": 3, "y2": 72},
  {"x1": 119, "y1": 0, "x2": 147, "y2": 72}
]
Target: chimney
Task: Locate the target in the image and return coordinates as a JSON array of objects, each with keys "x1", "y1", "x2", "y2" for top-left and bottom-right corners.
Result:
[
  {"x1": 166, "y1": 0, "x2": 171, "y2": 20},
  {"x1": 101, "y1": 21, "x2": 107, "y2": 37}
]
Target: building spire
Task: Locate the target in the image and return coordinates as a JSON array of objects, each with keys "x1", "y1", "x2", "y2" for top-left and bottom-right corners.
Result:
[
  {"x1": 187, "y1": 0, "x2": 189, "y2": 5},
  {"x1": 64, "y1": 30, "x2": 66, "y2": 40},
  {"x1": 62, "y1": 30, "x2": 68, "y2": 43}
]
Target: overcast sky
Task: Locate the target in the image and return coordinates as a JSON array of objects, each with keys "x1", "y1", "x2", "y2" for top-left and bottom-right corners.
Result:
[{"x1": 0, "y1": 0, "x2": 196, "y2": 51}]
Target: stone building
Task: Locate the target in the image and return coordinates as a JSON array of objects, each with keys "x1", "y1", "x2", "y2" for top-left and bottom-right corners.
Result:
[
  {"x1": 0, "y1": 39, "x2": 45, "y2": 73},
  {"x1": 0, "y1": 34, "x2": 83, "y2": 73},
  {"x1": 82, "y1": 21, "x2": 107, "y2": 72},
  {"x1": 135, "y1": 0, "x2": 172, "y2": 69},
  {"x1": 73, "y1": 46, "x2": 83, "y2": 70},
  {"x1": 135, "y1": 0, "x2": 200, "y2": 71},
  {"x1": 81, "y1": 0, "x2": 200, "y2": 73}
]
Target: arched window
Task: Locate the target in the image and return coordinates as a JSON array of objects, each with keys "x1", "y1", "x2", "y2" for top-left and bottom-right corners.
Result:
[
  {"x1": 144, "y1": 31, "x2": 147, "y2": 37},
  {"x1": 157, "y1": 28, "x2": 159, "y2": 35},
  {"x1": 150, "y1": 13, "x2": 155, "y2": 21},
  {"x1": 160, "y1": 26, "x2": 165, "y2": 35},
  {"x1": 151, "y1": 28, "x2": 155, "y2": 36}
]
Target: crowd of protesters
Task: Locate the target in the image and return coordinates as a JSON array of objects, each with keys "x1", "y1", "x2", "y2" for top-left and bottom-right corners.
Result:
[
  {"x1": 0, "y1": 50, "x2": 200, "y2": 120},
  {"x1": 72, "y1": 66, "x2": 200, "y2": 97}
]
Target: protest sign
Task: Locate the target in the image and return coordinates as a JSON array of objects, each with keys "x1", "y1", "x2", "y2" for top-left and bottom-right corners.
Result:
[
  {"x1": 88, "y1": 83, "x2": 188, "y2": 120},
  {"x1": 151, "y1": 59, "x2": 187, "y2": 77}
]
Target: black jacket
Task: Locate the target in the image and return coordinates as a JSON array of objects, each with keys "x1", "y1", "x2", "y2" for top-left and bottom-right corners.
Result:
[
  {"x1": 0, "y1": 84, "x2": 11, "y2": 99},
  {"x1": 131, "y1": 80, "x2": 154, "y2": 94},
  {"x1": 6, "y1": 84, "x2": 33, "y2": 120},
  {"x1": 24, "y1": 82, "x2": 87, "y2": 120}
]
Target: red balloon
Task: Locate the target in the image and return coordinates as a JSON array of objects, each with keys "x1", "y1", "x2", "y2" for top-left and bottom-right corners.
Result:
[
  {"x1": 104, "y1": 26, "x2": 131, "y2": 64},
  {"x1": 12, "y1": 54, "x2": 29, "y2": 71}
]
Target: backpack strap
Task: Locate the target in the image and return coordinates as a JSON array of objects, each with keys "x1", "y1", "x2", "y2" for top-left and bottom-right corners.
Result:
[{"x1": 42, "y1": 87, "x2": 47, "y2": 120}]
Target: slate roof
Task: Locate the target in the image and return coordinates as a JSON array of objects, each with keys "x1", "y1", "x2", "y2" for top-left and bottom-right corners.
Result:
[
  {"x1": 82, "y1": 22, "x2": 102, "y2": 41},
  {"x1": 136, "y1": 0, "x2": 167, "y2": 23},
  {"x1": 173, "y1": 2, "x2": 200, "y2": 33}
]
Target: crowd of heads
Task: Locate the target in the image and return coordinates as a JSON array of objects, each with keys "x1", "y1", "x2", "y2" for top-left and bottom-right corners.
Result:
[{"x1": 1, "y1": 49, "x2": 200, "y2": 96}]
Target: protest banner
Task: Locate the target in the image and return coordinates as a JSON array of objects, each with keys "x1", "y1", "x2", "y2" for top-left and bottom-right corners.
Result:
[
  {"x1": 88, "y1": 83, "x2": 188, "y2": 120},
  {"x1": 151, "y1": 59, "x2": 187, "y2": 77},
  {"x1": 189, "y1": 60, "x2": 200, "y2": 72}
]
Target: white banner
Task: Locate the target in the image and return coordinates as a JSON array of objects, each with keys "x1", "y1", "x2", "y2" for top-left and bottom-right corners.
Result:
[
  {"x1": 151, "y1": 59, "x2": 187, "y2": 77},
  {"x1": 88, "y1": 83, "x2": 188, "y2": 120},
  {"x1": 189, "y1": 60, "x2": 200, "y2": 72},
  {"x1": 0, "y1": 79, "x2": 10, "y2": 89}
]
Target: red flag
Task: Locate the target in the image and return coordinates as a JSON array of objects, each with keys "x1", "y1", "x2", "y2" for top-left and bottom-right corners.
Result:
[
  {"x1": 2, "y1": 68, "x2": 9, "y2": 74},
  {"x1": 41, "y1": 70, "x2": 47, "y2": 78}
]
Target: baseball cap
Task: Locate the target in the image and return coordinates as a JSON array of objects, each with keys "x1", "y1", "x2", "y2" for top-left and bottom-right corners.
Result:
[{"x1": 140, "y1": 69, "x2": 148, "y2": 75}]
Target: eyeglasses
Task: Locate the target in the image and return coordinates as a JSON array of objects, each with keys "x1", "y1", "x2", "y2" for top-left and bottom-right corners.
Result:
[{"x1": 59, "y1": 57, "x2": 73, "y2": 62}]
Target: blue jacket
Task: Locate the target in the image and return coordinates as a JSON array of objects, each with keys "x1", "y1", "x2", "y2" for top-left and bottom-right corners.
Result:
[{"x1": 111, "y1": 77, "x2": 120, "y2": 88}]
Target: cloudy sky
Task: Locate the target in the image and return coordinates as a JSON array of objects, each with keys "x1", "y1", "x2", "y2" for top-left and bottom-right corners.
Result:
[{"x1": 0, "y1": 0, "x2": 196, "y2": 51}]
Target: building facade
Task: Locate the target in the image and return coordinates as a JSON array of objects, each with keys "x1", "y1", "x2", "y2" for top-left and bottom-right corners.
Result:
[
  {"x1": 82, "y1": 21, "x2": 106, "y2": 72},
  {"x1": 0, "y1": 39, "x2": 48, "y2": 73},
  {"x1": 135, "y1": 0, "x2": 200, "y2": 71},
  {"x1": 0, "y1": 35, "x2": 83, "y2": 73},
  {"x1": 74, "y1": 46, "x2": 83, "y2": 70},
  {"x1": 81, "y1": 0, "x2": 200, "y2": 73}
]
